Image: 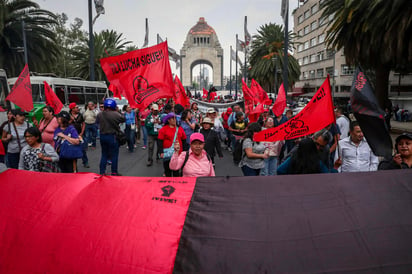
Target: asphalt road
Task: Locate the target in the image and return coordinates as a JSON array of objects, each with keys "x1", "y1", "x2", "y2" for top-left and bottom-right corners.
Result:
[{"x1": 77, "y1": 139, "x2": 243, "y2": 177}]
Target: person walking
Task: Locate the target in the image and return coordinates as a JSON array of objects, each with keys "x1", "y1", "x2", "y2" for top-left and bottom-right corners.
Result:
[
  {"x1": 124, "y1": 105, "x2": 137, "y2": 153},
  {"x1": 158, "y1": 113, "x2": 187, "y2": 177},
  {"x1": 1, "y1": 109, "x2": 30, "y2": 168},
  {"x1": 169, "y1": 133, "x2": 215, "y2": 177},
  {"x1": 97, "y1": 98, "x2": 125, "y2": 176},
  {"x1": 199, "y1": 117, "x2": 223, "y2": 165},
  {"x1": 32, "y1": 106, "x2": 59, "y2": 147},
  {"x1": 69, "y1": 103, "x2": 89, "y2": 168},
  {"x1": 238, "y1": 123, "x2": 268, "y2": 176},
  {"x1": 145, "y1": 104, "x2": 162, "y2": 166},
  {"x1": 83, "y1": 101, "x2": 99, "y2": 150},
  {"x1": 180, "y1": 109, "x2": 196, "y2": 147},
  {"x1": 260, "y1": 117, "x2": 283, "y2": 176}
]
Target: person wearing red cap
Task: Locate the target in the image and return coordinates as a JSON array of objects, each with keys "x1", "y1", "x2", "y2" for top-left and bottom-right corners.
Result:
[
  {"x1": 221, "y1": 107, "x2": 233, "y2": 151},
  {"x1": 169, "y1": 132, "x2": 215, "y2": 177}
]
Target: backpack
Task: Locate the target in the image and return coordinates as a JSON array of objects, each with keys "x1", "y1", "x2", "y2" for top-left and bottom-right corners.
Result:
[
  {"x1": 232, "y1": 139, "x2": 244, "y2": 165},
  {"x1": 178, "y1": 151, "x2": 212, "y2": 177}
]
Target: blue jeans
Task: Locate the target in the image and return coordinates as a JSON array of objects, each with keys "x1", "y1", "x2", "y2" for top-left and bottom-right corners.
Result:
[
  {"x1": 125, "y1": 124, "x2": 135, "y2": 152},
  {"x1": 241, "y1": 165, "x2": 261, "y2": 176},
  {"x1": 141, "y1": 125, "x2": 148, "y2": 146},
  {"x1": 260, "y1": 156, "x2": 278, "y2": 176},
  {"x1": 85, "y1": 123, "x2": 98, "y2": 147},
  {"x1": 99, "y1": 134, "x2": 119, "y2": 175}
]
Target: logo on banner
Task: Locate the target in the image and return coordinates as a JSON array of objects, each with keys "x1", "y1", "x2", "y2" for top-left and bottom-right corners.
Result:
[
  {"x1": 285, "y1": 119, "x2": 309, "y2": 139},
  {"x1": 355, "y1": 72, "x2": 367, "y2": 91},
  {"x1": 133, "y1": 76, "x2": 159, "y2": 104},
  {"x1": 161, "y1": 185, "x2": 175, "y2": 197}
]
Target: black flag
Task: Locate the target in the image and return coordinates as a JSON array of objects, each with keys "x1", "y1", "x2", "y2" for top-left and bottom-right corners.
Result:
[{"x1": 350, "y1": 67, "x2": 393, "y2": 159}]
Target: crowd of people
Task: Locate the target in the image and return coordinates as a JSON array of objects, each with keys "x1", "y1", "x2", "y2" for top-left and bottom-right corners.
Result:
[{"x1": 1, "y1": 98, "x2": 411, "y2": 176}]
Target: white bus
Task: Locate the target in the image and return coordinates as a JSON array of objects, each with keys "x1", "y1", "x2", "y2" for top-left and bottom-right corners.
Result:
[{"x1": 7, "y1": 75, "x2": 109, "y2": 109}]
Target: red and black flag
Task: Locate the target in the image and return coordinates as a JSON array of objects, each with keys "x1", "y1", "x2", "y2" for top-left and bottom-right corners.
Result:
[
  {"x1": 350, "y1": 67, "x2": 392, "y2": 159},
  {"x1": 1, "y1": 169, "x2": 412, "y2": 273}
]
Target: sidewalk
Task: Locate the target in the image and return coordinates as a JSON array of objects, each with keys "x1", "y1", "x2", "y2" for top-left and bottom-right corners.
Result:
[{"x1": 391, "y1": 120, "x2": 412, "y2": 134}]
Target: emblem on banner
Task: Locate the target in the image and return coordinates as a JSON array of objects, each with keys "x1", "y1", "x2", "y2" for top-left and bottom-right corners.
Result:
[
  {"x1": 161, "y1": 185, "x2": 176, "y2": 197},
  {"x1": 285, "y1": 119, "x2": 309, "y2": 139},
  {"x1": 133, "y1": 76, "x2": 159, "y2": 104}
]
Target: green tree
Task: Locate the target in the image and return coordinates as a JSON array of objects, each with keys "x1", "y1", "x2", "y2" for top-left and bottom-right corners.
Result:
[
  {"x1": 0, "y1": 0, "x2": 59, "y2": 76},
  {"x1": 51, "y1": 13, "x2": 87, "y2": 77},
  {"x1": 249, "y1": 23, "x2": 300, "y2": 94},
  {"x1": 71, "y1": 29, "x2": 132, "y2": 80},
  {"x1": 321, "y1": 0, "x2": 412, "y2": 108}
]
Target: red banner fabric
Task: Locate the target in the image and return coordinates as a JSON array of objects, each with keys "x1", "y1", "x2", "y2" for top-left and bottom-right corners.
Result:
[
  {"x1": 202, "y1": 88, "x2": 208, "y2": 99},
  {"x1": 272, "y1": 83, "x2": 287, "y2": 117},
  {"x1": 0, "y1": 106, "x2": 5, "y2": 111},
  {"x1": 173, "y1": 76, "x2": 190, "y2": 107},
  {"x1": 250, "y1": 79, "x2": 270, "y2": 105},
  {"x1": 5, "y1": 64, "x2": 33, "y2": 111},
  {"x1": 108, "y1": 83, "x2": 122, "y2": 100},
  {"x1": 254, "y1": 76, "x2": 335, "y2": 142},
  {"x1": 208, "y1": 92, "x2": 217, "y2": 102},
  {"x1": 0, "y1": 170, "x2": 196, "y2": 273},
  {"x1": 44, "y1": 81, "x2": 63, "y2": 114},
  {"x1": 100, "y1": 42, "x2": 175, "y2": 111},
  {"x1": 241, "y1": 79, "x2": 254, "y2": 114},
  {"x1": 0, "y1": 141, "x2": 4, "y2": 155}
]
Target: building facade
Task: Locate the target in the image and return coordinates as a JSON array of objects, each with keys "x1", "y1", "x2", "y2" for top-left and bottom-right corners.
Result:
[{"x1": 292, "y1": 0, "x2": 412, "y2": 107}]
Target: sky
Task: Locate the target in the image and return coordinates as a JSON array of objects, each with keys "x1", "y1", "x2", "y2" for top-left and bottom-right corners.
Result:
[{"x1": 34, "y1": 0, "x2": 298, "y2": 81}]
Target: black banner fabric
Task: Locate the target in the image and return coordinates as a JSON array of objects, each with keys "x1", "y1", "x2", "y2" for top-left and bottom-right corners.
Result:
[{"x1": 174, "y1": 170, "x2": 412, "y2": 273}]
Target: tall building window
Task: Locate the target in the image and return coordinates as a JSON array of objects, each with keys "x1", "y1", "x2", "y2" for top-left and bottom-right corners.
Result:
[
  {"x1": 304, "y1": 25, "x2": 310, "y2": 35},
  {"x1": 303, "y1": 56, "x2": 309, "y2": 65},
  {"x1": 298, "y1": 29, "x2": 304, "y2": 36},
  {"x1": 304, "y1": 10, "x2": 310, "y2": 19},
  {"x1": 310, "y1": 54, "x2": 317, "y2": 63},
  {"x1": 310, "y1": 37, "x2": 317, "y2": 47},
  {"x1": 341, "y1": 65, "x2": 355, "y2": 75},
  {"x1": 304, "y1": 41, "x2": 309, "y2": 50},
  {"x1": 311, "y1": 21, "x2": 318, "y2": 31},
  {"x1": 326, "y1": 66, "x2": 334, "y2": 76},
  {"x1": 298, "y1": 15, "x2": 303, "y2": 24},
  {"x1": 317, "y1": 69, "x2": 324, "y2": 78},
  {"x1": 311, "y1": 4, "x2": 318, "y2": 14},
  {"x1": 298, "y1": 58, "x2": 303, "y2": 66},
  {"x1": 318, "y1": 33, "x2": 325, "y2": 43},
  {"x1": 317, "y1": 51, "x2": 324, "y2": 61},
  {"x1": 309, "y1": 70, "x2": 316, "y2": 79},
  {"x1": 303, "y1": 71, "x2": 308, "y2": 79},
  {"x1": 297, "y1": 44, "x2": 303, "y2": 52}
]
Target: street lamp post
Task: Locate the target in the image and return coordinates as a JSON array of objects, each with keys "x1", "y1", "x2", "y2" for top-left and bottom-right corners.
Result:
[
  {"x1": 332, "y1": 50, "x2": 336, "y2": 98},
  {"x1": 21, "y1": 20, "x2": 28, "y2": 65},
  {"x1": 88, "y1": 0, "x2": 95, "y2": 81},
  {"x1": 273, "y1": 56, "x2": 278, "y2": 95}
]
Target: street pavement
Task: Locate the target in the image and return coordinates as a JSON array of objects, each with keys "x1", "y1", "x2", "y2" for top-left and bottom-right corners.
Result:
[{"x1": 77, "y1": 140, "x2": 243, "y2": 177}]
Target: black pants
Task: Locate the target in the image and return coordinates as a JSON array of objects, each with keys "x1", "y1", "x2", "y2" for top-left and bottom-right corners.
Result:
[{"x1": 163, "y1": 160, "x2": 180, "y2": 177}]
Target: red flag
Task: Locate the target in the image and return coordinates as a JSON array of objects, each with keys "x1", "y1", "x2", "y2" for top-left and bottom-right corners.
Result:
[
  {"x1": 241, "y1": 79, "x2": 254, "y2": 114},
  {"x1": 0, "y1": 140, "x2": 4, "y2": 156},
  {"x1": 100, "y1": 41, "x2": 175, "y2": 110},
  {"x1": 250, "y1": 79, "x2": 269, "y2": 105},
  {"x1": 174, "y1": 75, "x2": 190, "y2": 107},
  {"x1": 254, "y1": 76, "x2": 335, "y2": 142},
  {"x1": 202, "y1": 88, "x2": 208, "y2": 99},
  {"x1": 208, "y1": 92, "x2": 217, "y2": 102},
  {"x1": 108, "y1": 83, "x2": 122, "y2": 100},
  {"x1": 5, "y1": 64, "x2": 33, "y2": 111},
  {"x1": 43, "y1": 81, "x2": 63, "y2": 114},
  {"x1": 0, "y1": 106, "x2": 5, "y2": 112},
  {"x1": 272, "y1": 83, "x2": 287, "y2": 117}
]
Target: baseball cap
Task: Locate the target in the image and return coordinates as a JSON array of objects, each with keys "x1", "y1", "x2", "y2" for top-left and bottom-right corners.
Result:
[
  {"x1": 395, "y1": 133, "x2": 412, "y2": 145},
  {"x1": 207, "y1": 107, "x2": 216, "y2": 114},
  {"x1": 69, "y1": 102, "x2": 77, "y2": 110},
  {"x1": 227, "y1": 107, "x2": 233, "y2": 113},
  {"x1": 12, "y1": 109, "x2": 28, "y2": 116},
  {"x1": 190, "y1": 133, "x2": 205, "y2": 144},
  {"x1": 151, "y1": 104, "x2": 159, "y2": 111}
]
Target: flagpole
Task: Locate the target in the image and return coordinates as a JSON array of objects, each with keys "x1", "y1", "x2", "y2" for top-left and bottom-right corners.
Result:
[
  {"x1": 235, "y1": 34, "x2": 239, "y2": 99},
  {"x1": 230, "y1": 46, "x2": 233, "y2": 96},
  {"x1": 88, "y1": 0, "x2": 95, "y2": 81},
  {"x1": 282, "y1": 0, "x2": 289, "y2": 96}
]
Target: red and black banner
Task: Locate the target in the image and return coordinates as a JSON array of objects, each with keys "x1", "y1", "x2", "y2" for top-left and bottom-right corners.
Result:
[
  {"x1": 5, "y1": 64, "x2": 33, "y2": 111},
  {"x1": 1, "y1": 169, "x2": 412, "y2": 273},
  {"x1": 100, "y1": 42, "x2": 175, "y2": 111}
]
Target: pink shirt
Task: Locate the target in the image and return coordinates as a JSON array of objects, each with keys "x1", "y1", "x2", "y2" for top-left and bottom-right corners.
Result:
[
  {"x1": 38, "y1": 117, "x2": 59, "y2": 147},
  {"x1": 169, "y1": 149, "x2": 215, "y2": 177}
]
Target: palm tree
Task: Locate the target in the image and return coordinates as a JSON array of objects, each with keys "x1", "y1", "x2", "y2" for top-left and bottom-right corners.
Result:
[
  {"x1": 249, "y1": 23, "x2": 300, "y2": 94},
  {"x1": 71, "y1": 29, "x2": 132, "y2": 81},
  {"x1": 321, "y1": 0, "x2": 412, "y2": 108},
  {"x1": 0, "y1": 0, "x2": 59, "y2": 76}
]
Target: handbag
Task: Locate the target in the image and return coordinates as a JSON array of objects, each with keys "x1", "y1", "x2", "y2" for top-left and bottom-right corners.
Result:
[
  {"x1": 116, "y1": 130, "x2": 127, "y2": 146},
  {"x1": 39, "y1": 144, "x2": 60, "y2": 172},
  {"x1": 163, "y1": 127, "x2": 178, "y2": 161},
  {"x1": 59, "y1": 140, "x2": 83, "y2": 159}
]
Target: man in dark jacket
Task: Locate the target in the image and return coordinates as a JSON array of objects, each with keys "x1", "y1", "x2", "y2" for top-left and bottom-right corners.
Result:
[{"x1": 199, "y1": 117, "x2": 223, "y2": 165}]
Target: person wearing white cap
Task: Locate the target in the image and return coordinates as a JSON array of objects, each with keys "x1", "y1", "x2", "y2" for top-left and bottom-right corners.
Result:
[
  {"x1": 206, "y1": 107, "x2": 225, "y2": 141},
  {"x1": 145, "y1": 104, "x2": 162, "y2": 166},
  {"x1": 169, "y1": 132, "x2": 215, "y2": 177}
]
